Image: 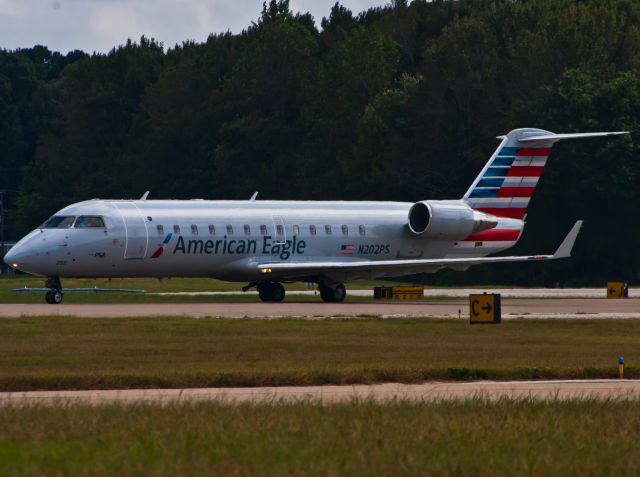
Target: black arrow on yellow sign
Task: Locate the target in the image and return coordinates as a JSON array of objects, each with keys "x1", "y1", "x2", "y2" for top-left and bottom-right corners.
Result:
[{"x1": 471, "y1": 299, "x2": 492, "y2": 316}]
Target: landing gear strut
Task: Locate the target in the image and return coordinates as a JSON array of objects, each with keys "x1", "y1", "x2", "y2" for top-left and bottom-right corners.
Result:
[
  {"x1": 257, "y1": 282, "x2": 286, "y2": 302},
  {"x1": 45, "y1": 277, "x2": 64, "y2": 304},
  {"x1": 319, "y1": 283, "x2": 346, "y2": 303}
]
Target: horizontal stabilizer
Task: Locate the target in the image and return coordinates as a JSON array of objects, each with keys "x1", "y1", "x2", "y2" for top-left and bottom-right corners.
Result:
[{"x1": 518, "y1": 131, "x2": 629, "y2": 143}]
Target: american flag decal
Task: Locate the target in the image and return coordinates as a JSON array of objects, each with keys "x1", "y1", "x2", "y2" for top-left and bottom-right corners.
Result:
[{"x1": 341, "y1": 244, "x2": 354, "y2": 255}]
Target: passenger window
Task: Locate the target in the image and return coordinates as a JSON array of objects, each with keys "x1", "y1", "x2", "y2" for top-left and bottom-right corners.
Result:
[
  {"x1": 276, "y1": 224, "x2": 284, "y2": 236},
  {"x1": 157, "y1": 224, "x2": 164, "y2": 235},
  {"x1": 359, "y1": 225, "x2": 366, "y2": 236},
  {"x1": 43, "y1": 216, "x2": 75, "y2": 229},
  {"x1": 260, "y1": 224, "x2": 268, "y2": 235},
  {"x1": 244, "y1": 224, "x2": 251, "y2": 235},
  {"x1": 226, "y1": 225, "x2": 233, "y2": 235},
  {"x1": 341, "y1": 225, "x2": 348, "y2": 236},
  {"x1": 325, "y1": 225, "x2": 332, "y2": 235},
  {"x1": 75, "y1": 216, "x2": 105, "y2": 228},
  {"x1": 293, "y1": 225, "x2": 300, "y2": 236},
  {"x1": 191, "y1": 225, "x2": 198, "y2": 235},
  {"x1": 174, "y1": 225, "x2": 180, "y2": 235},
  {"x1": 209, "y1": 225, "x2": 216, "y2": 235},
  {"x1": 309, "y1": 225, "x2": 316, "y2": 236}
]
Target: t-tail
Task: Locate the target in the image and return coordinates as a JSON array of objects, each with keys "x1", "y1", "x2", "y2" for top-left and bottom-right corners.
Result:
[{"x1": 463, "y1": 128, "x2": 628, "y2": 219}]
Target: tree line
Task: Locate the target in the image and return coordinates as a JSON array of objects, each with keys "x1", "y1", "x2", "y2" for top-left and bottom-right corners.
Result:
[{"x1": 1, "y1": 0, "x2": 639, "y2": 285}]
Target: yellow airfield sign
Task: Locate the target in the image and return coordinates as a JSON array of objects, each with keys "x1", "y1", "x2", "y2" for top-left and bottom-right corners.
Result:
[
  {"x1": 469, "y1": 294, "x2": 501, "y2": 324},
  {"x1": 607, "y1": 282, "x2": 628, "y2": 299}
]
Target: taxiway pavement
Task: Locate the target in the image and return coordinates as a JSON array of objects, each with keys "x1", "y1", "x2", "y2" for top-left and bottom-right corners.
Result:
[
  {"x1": 2, "y1": 380, "x2": 639, "y2": 405},
  {"x1": 1, "y1": 298, "x2": 640, "y2": 319}
]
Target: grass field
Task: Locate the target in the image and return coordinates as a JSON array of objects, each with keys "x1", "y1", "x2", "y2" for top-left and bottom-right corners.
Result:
[
  {"x1": 1, "y1": 399, "x2": 640, "y2": 476},
  {"x1": 0, "y1": 317, "x2": 638, "y2": 390}
]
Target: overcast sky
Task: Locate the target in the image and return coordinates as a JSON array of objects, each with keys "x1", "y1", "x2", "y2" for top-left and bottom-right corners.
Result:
[{"x1": 0, "y1": 0, "x2": 386, "y2": 54}]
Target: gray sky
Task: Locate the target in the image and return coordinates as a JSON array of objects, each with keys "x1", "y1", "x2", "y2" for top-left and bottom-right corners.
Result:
[{"x1": 0, "y1": 0, "x2": 385, "y2": 54}]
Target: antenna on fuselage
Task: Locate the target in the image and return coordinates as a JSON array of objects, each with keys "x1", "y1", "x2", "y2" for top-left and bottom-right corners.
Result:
[
  {"x1": 140, "y1": 191, "x2": 150, "y2": 200},
  {"x1": 249, "y1": 191, "x2": 258, "y2": 201}
]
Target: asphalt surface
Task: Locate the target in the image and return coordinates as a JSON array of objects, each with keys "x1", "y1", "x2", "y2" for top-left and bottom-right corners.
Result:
[
  {"x1": 1, "y1": 298, "x2": 640, "y2": 318},
  {"x1": 2, "y1": 380, "x2": 639, "y2": 405}
]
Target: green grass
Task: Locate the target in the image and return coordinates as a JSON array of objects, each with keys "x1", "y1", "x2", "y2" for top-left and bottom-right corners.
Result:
[
  {"x1": 0, "y1": 276, "x2": 417, "y2": 303},
  {"x1": 0, "y1": 317, "x2": 638, "y2": 390},
  {"x1": 2, "y1": 399, "x2": 640, "y2": 476}
]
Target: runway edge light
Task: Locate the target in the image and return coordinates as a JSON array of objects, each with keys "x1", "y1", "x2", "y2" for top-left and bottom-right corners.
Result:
[{"x1": 619, "y1": 356, "x2": 624, "y2": 379}]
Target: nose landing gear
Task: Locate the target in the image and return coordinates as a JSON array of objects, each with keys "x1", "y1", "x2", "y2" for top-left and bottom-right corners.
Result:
[
  {"x1": 44, "y1": 277, "x2": 64, "y2": 304},
  {"x1": 45, "y1": 289, "x2": 64, "y2": 304}
]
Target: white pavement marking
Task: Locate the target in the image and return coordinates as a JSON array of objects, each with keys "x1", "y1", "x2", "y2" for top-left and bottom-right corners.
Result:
[
  {"x1": 2, "y1": 380, "x2": 640, "y2": 406},
  {"x1": 150, "y1": 288, "x2": 637, "y2": 298}
]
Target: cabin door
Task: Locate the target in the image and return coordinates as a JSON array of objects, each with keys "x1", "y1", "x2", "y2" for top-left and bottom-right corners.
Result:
[{"x1": 114, "y1": 202, "x2": 149, "y2": 259}]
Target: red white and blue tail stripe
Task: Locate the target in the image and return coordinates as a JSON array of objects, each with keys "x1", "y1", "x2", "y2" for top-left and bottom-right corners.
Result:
[{"x1": 463, "y1": 128, "x2": 628, "y2": 220}]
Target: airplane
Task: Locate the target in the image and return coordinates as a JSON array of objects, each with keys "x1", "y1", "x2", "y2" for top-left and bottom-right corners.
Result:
[{"x1": 3, "y1": 128, "x2": 628, "y2": 304}]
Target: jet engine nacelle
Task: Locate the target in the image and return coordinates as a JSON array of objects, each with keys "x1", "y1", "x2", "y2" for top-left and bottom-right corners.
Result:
[{"x1": 408, "y1": 201, "x2": 498, "y2": 240}]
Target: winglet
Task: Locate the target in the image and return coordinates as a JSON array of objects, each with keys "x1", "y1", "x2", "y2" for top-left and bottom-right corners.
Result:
[
  {"x1": 553, "y1": 221, "x2": 583, "y2": 258},
  {"x1": 250, "y1": 191, "x2": 258, "y2": 201},
  {"x1": 140, "y1": 191, "x2": 150, "y2": 200}
]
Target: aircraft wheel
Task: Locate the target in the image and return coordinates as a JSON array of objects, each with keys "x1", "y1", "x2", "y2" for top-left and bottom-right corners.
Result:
[
  {"x1": 258, "y1": 283, "x2": 273, "y2": 302},
  {"x1": 319, "y1": 285, "x2": 331, "y2": 302},
  {"x1": 332, "y1": 283, "x2": 346, "y2": 303},
  {"x1": 51, "y1": 290, "x2": 64, "y2": 304},
  {"x1": 270, "y1": 282, "x2": 285, "y2": 302},
  {"x1": 258, "y1": 282, "x2": 285, "y2": 302},
  {"x1": 319, "y1": 283, "x2": 346, "y2": 303},
  {"x1": 45, "y1": 291, "x2": 53, "y2": 304}
]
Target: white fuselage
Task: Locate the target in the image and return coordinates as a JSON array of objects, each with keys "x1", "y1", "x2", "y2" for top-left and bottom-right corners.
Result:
[{"x1": 5, "y1": 199, "x2": 523, "y2": 283}]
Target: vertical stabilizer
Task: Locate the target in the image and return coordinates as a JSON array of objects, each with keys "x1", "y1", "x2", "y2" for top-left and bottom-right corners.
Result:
[{"x1": 463, "y1": 128, "x2": 628, "y2": 219}]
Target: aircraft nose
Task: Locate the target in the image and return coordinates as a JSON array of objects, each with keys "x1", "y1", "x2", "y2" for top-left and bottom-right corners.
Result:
[
  {"x1": 3, "y1": 247, "x2": 15, "y2": 266},
  {"x1": 5, "y1": 230, "x2": 61, "y2": 275},
  {"x1": 3, "y1": 241, "x2": 30, "y2": 270}
]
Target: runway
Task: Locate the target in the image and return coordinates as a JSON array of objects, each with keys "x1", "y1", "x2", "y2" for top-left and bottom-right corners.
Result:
[
  {"x1": 2, "y1": 380, "x2": 639, "y2": 405},
  {"x1": 1, "y1": 298, "x2": 640, "y2": 318}
]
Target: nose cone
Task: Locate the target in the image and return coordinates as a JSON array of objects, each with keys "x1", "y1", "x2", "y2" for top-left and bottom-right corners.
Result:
[
  {"x1": 3, "y1": 230, "x2": 51, "y2": 275},
  {"x1": 4, "y1": 241, "x2": 32, "y2": 271},
  {"x1": 3, "y1": 246, "x2": 17, "y2": 267}
]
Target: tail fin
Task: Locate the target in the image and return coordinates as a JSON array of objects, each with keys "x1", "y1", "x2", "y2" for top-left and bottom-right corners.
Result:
[{"x1": 463, "y1": 128, "x2": 628, "y2": 219}]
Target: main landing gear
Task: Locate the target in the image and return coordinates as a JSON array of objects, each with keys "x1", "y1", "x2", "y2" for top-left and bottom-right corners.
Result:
[
  {"x1": 249, "y1": 281, "x2": 346, "y2": 303},
  {"x1": 45, "y1": 277, "x2": 64, "y2": 304},
  {"x1": 319, "y1": 283, "x2": 346, "y2": 303},
  {"x1": 257, "y1": 282, "x2": 286, "y2": 302}
]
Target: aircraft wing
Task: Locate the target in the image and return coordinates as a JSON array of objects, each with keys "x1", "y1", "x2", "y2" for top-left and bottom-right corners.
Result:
[{"x1": 257, "y1": 221, "x2": 583, "y2": 279}]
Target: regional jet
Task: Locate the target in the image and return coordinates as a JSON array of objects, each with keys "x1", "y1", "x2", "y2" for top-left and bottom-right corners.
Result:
[{"x1": 4, "y1": 128, "x2": 627, "y2": 304}]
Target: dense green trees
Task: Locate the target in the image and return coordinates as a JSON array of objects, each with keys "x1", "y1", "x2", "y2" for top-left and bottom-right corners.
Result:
[{"x1": 1, "y1": 0, "x2": 640, "y2": 284}]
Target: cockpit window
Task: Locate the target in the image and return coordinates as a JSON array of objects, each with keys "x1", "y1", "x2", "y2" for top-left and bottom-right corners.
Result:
[
  {"x1": 43, "y1": 216, "x2": 76, "y2": 229},
  {"x1": 75, "y1": 216, "x2": 106, "y2": 228}
]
